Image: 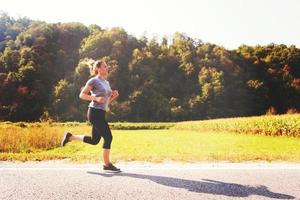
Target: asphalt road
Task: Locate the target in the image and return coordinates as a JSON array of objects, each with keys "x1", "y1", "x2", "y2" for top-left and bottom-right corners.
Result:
[{"x1": 1, "y1": 162, "x2": 300, "y2": 200}]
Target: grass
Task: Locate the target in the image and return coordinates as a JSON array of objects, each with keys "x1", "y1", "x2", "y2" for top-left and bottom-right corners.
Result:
[
  {"x1": 1, "y1": 129, "x2": 300, "y2": 162},
  {"x1": 173, "y1": 114, "x2": 300, "y2": 137},
  {"x1": 1, "y1": 114, "x2": 299, "y2": 162}
]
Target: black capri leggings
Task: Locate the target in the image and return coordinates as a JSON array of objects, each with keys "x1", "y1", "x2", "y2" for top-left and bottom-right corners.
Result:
[{"x1": 83, "y1": 107, "x2": 113, "y2": 149}]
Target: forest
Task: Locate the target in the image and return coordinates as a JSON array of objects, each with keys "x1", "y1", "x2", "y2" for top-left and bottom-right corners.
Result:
[{"x1": 0, "y1": 13, "x2": 299, "y2": 122}]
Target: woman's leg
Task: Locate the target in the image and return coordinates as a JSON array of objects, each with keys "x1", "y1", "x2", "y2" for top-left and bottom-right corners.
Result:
[
  {"x1": 100, "y1": 121, "x2": 113, "y2": 166},
  {"x1": 101, "y1": 123, "x2": 120, "y2": 171},
  {"x1": 103, "y1": 149, "x2": 110, "y2": 167},
  {"x1": 69, "y1": 135, "x2": 84, "y2": 141},
  {"x1": 82, "y1": 125, "x2": 101, "y2": 145},
  {"x1": 92, "y1": 113, "x2": 119, "y2": 171},
  {"x1": 68, "y1": 108, "x2": 101, "y2": 144},
  {"x1": 83, "y1": 107, "x2": 102, "y2": 145}
]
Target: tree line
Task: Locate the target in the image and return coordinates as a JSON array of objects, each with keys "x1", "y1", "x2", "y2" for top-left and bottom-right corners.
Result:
[{"x1": 0, "y1": 13, "x2": 299, "y2": 122}]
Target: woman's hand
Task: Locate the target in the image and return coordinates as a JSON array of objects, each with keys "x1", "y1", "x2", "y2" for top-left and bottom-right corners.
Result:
[
  {"x1": 111, "y1": 90, "x2": 119, "y2": 99},
  {"x1": 109, "y1": 90, "x2": 119, "y2": 103}
]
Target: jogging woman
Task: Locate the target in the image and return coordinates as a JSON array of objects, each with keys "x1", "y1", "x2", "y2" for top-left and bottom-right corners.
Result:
[{"x1": 61, "y1": 60, "x2": 120, "y2": 172}]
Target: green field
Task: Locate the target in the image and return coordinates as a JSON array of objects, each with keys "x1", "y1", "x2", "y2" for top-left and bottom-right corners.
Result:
[{"x1": 0, "y1": 114, "x2": 300, "y2": 162}]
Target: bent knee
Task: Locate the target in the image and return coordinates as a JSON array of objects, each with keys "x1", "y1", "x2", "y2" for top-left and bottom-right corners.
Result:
[{"x1": 90, "y1": 138, "x2": 100, "y2": 145}]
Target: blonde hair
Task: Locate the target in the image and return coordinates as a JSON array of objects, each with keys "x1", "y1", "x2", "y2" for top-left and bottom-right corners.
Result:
[{"x1": 88, "y1": 60, "x2": 105, "y2": 76}]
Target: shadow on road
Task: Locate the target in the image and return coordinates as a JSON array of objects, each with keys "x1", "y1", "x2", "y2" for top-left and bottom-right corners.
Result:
[{"x1": 87, "y1": 171, "x2": 294, "y2": 199}]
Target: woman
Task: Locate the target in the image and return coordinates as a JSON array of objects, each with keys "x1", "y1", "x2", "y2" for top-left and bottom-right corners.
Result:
[{"x1": 61, "y1": 60, "x2": 120, "y2": 172}]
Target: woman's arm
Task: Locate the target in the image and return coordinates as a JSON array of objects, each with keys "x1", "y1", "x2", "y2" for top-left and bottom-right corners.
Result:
[
  {"x1": 79, "y1": 83, "x2": 105, "y2": 103},
  {"x1": 109, "y1": 90, "x2": 119, "y2": 104}
]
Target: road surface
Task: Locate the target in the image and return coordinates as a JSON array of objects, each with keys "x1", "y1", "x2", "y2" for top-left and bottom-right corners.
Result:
[{"x1": 1, "y1": 161, "x2": 300, "y2": 200}]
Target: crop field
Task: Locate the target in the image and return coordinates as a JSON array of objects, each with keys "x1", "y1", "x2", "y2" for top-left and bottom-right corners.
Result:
[{"x1": 0, "y1": 114, "x2": 299, "y2": 162}]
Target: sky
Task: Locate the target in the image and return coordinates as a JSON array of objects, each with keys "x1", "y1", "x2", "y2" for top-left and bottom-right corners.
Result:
[{"x1": 1, "y1": 0, "x2": 300, "y2": 49}]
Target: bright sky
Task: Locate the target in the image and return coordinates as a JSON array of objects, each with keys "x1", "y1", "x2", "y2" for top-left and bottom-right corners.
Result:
[{"x1": 1, "y1": 0, "x2": 300, "y2": 49}]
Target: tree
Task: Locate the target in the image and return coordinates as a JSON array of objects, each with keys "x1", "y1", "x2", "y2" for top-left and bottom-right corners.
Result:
[
  {"x1": 198, "y1": 66, "x2": 226, "y2": 118},
  {"x1": 51, "y1": 79, "x2": 86, "y2": 121}
]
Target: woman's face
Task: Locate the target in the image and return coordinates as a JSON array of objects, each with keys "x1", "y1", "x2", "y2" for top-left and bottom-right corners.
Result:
[{"x1": 98, "y1": 63, "x2": 109, "y2": 75}]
